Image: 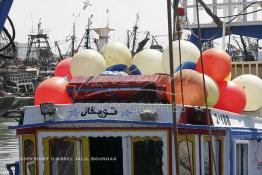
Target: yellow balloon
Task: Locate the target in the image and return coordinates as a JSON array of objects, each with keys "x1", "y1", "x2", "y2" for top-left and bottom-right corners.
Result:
[
  {"x1": 100, "y1": 42, "x2": 132, "y2": 68},
  {"x1": 162, "y1": 40, "x2": 200, "y2": 74},
  {"x1": 232, "y1": 74, "x2": 262, "y2": 111},
  {"x1": 225, "y1": 72, "x2": 231, "y2": 80},
  {"x1": 70, "y1": 49, "x2": 106, "y2": 77},
  {"x1": 131, "y1": 49, "x2": 163, "y2": 75}
]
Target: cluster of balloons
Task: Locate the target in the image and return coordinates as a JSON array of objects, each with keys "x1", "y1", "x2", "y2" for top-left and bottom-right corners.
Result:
[
  {"x1": 34, "y1": 39, "x2": 262, "y2": 114},
  {"x1": 163, "y1": 42, "x2": 248, "y2": 114},
  {"x1": 35, "y1": 42, "x2": 166, "y2": 105},
  {"x1": 163, "y1": 42, "x2": 220, "y2": 109}
]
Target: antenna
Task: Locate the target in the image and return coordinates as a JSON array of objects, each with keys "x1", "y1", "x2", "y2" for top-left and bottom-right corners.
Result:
[
  {"x1": 83, "y1": 0, "x2": 92, "y2": 10},
  {"x1": 106, "y1": 9, "x2": 110, "y2": 28},
  {"x1": 37, "y1": 18, "x2": 42, "y2": 34},
  {"x1": 135, "y1": 13, "x2": 140, "y2": 27}
]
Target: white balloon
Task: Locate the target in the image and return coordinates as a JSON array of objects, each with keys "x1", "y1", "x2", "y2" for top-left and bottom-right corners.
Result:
[
  {"x1": 162, "y1": 40, "x2": 200, "y2": 73},
  {"x1": 131, "y1": 49, "x2": 163, "y2": 75},
  {"x1": 100, "y1": 42, "x2": 132, "y2": 68},
  {"x1": 232, "y1": 74, "x2": 262, "y2": 111},
  {"x1": 70, "y1": 49, "x2": 106, "y2": 77}
]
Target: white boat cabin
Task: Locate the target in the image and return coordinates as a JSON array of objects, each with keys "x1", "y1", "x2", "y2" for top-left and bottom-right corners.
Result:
[{"x1": 10, "y1": 103, "x2": 262, "y2": 175}]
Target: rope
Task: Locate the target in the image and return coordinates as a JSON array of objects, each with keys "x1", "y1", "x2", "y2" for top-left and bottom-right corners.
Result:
[
  {"x1": 177, "y1": 16, "x2": 185, "y2": 109},
  {"x1": 195, "y1": 0, "x2": 218, "y2": 174}
]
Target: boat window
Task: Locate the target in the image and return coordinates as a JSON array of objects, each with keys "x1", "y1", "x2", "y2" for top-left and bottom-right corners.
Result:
[
  {"x1": 178, "y1": 135, "x2": 195, "y2": 175},
  {"x1": 236, "y1": 143, "x2": 248, "y2": 175},
  {"x1": 49, "y1": 138, "x2": 83, "y2": 175},
  {"x1": 23, "y1": 138, "x2": 36, "y2": 175},
  {"x1": 89, "y1": 137, "x2": 123, "y2": 175},
  {"x1": 132, "y1": 137, "x2": 163, "y2": 175},
  {"x1": 204, "y1": 138, "x2": 212, "y2": 175}
]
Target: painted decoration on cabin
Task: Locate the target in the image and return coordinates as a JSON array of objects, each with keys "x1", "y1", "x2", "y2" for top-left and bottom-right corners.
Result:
[
  {"x1": 196, "y1": 48, "x2": 232, "y2": 81},
  {"x1": 100, "y1": 42, "x2": 132, "y2": 71},
  {"x1": 54, "y1": 57, "x2": 72, "y2": 80},
  {"x1": 175, "y1": 61, "x2": 196, "y2": 72},
  {"x1": 70, "y1": 49, "x2": 106, "y2": 77},
  {"x1": 161, "y1": 40, "x2": 200, "y2": 74},
  {"x1": 232, "y1": 74, "x2": 262, "y2": 111},
  {"x1": 166, "y1": 69, "x2": 206, "y2": 106},
  {"x1": 214, "y1": 80, "x2": 246, "y2": 114},
  {"x1": 129, "y1": 49, "x2": 163, "y2": 75},
  {"x1": 34, "y1": 77, "x2": 72, "y2": 105}
]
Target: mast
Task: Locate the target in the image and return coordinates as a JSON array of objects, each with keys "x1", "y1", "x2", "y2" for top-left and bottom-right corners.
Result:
[
  {"x1": 126, "y1": 30, "x2": 130, "y2": 49},
  {"x1": 54, "y1": 41, "x2": 63, "y2": 61},
  {"x1": 131, "y1": 14, "x2": 139, "y2": 56},
  {"x1": 85, "y1": 14, "x2": 93, "y2": 49},
  {"x1": 167, "y1": 0, "x2": 180, "y2": 174},
  {"x1": 71, "y1": 21, "x2": 76, "y2": 56},
  {"x1": 25, "y1": 18, "x2": 53, "y2": 67}
]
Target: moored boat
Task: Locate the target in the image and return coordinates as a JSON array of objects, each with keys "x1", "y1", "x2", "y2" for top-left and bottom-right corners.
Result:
[{"x1": 5, "y1": 73, "x2": 262, "y2": 175}]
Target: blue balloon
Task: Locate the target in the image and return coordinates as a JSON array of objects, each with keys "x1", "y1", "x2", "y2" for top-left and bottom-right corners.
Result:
[
  {"x1": 128, "y1": 64, "x2": 142, "y2": 75},
  {"x1": 106, "y1": 64, "x2": 128, "y2": 72},
  {"x1": 175, "y1": 61, "x2": 196, "y2": 72}
]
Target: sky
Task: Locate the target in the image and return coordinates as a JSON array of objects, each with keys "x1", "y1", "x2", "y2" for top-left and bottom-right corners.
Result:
[{"x1": 8, "y1": 0, "x2": 169, "y2": 53}]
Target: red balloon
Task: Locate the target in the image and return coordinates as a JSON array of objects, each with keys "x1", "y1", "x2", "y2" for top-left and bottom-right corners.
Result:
[
  {"x1": 196, "y1": 48, "x2": 231, "y2": 81},
  {"x1": 34, "y1": 77, "x2": 72, "y2": 105},
  {"x1": 166, "y1": 69, "x2": 206, "y2": 106},
  {"x1": 54, "y1": 58, "x2": 72, "y2": 80},
  {"x1": 214, "y1": 81, "x2": 246, "y2": 113}
]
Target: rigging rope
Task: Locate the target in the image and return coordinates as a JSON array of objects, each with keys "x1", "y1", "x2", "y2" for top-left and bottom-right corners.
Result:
[
  {"x1": 176, "y1": 6, "x2": 193, "y2": 175},
  {"x1": 195, "y1": 1, "x2": 218, "y2": 174}
]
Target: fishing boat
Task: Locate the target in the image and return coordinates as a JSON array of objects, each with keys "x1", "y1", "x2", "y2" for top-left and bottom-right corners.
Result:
[
  {"x1": 5, "y1": 1, "x2": 262, "y2": 175},
  {"x1": 5, "y1": 74, "x2": 262, "y2": 175}
]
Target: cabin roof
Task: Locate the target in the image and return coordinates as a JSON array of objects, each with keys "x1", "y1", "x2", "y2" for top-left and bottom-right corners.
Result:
[{"x1": 9, "y1": 103, "x2": 262, "y2": 130}]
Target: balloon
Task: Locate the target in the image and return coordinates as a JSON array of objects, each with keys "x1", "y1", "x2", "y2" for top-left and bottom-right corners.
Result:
[
  {"x1": 196, "y1": 48, "x2": 232, "y2": 81},
  {"x1": 166, "y1": 69, "x2": 206, "y2": 106},
  {"x1": 162, "y1": 40, "x2": 200, "y2": 73},
  {"x1": 225, "y1": 72, "x2": 231, "y2": 80},
  {"x1": 204, "y1": 75, "x2": 219, "y2": 107},
  {"x1": 175, "y1": 61, "x2": 196, "y2": 72},
  {"x1": 106, "y1": 64, "x2": 128, "y2": 72},
  {"x1": 232, "y1": 74, "x2": 262, "y2": 111},
  {"x1": 129, "y1": 49, "x2": 163, "y2": 75},
  {"x1": 70, "y1": 49, "x2": 106, "y2": 77},
  {"x1": 34, "y1": 77, "x2": 72, "y2": 105},
  {"x1": 54, "y1": 58, "x2": 72, "y2": 80},
  {"x1": 214, "y1": 81, "x2": 246, "y2": 113},
  {"x1": 100, "y1": 42, "x2": 132, "y2": 68}
]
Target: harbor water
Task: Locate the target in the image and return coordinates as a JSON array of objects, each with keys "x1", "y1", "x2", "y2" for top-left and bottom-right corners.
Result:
[{"x1": 0, "y1": 118, "x2": 18, "y2": 175}]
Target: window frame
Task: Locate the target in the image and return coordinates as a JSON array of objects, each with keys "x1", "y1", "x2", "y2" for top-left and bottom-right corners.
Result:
[
  {"x1": 234, "y1": 140, "x2": 250, "y2": 175},
  {"x1": 37, "y1": 129, "x2": 169, "y2": 175},
  {"x1": 214, "y1": 137, "x2": 224, "y2": 175},
  {"x1": 131, "y1": 136, "x2": 162, "y2": 175},
  {"x1": 22, "y1": 135, "x2": 37, "y2": 175},
  {"x1": 42, "y1": 137, "x2": 86, "y2": 175},
  {"x1": 178, "y1": 134, "x2": 196, "y2": 175}
]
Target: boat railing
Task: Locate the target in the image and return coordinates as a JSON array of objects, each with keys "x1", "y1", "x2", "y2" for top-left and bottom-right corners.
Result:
[{"x1": 231, "y1": 61, "x2": 262, "y2": 79}]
